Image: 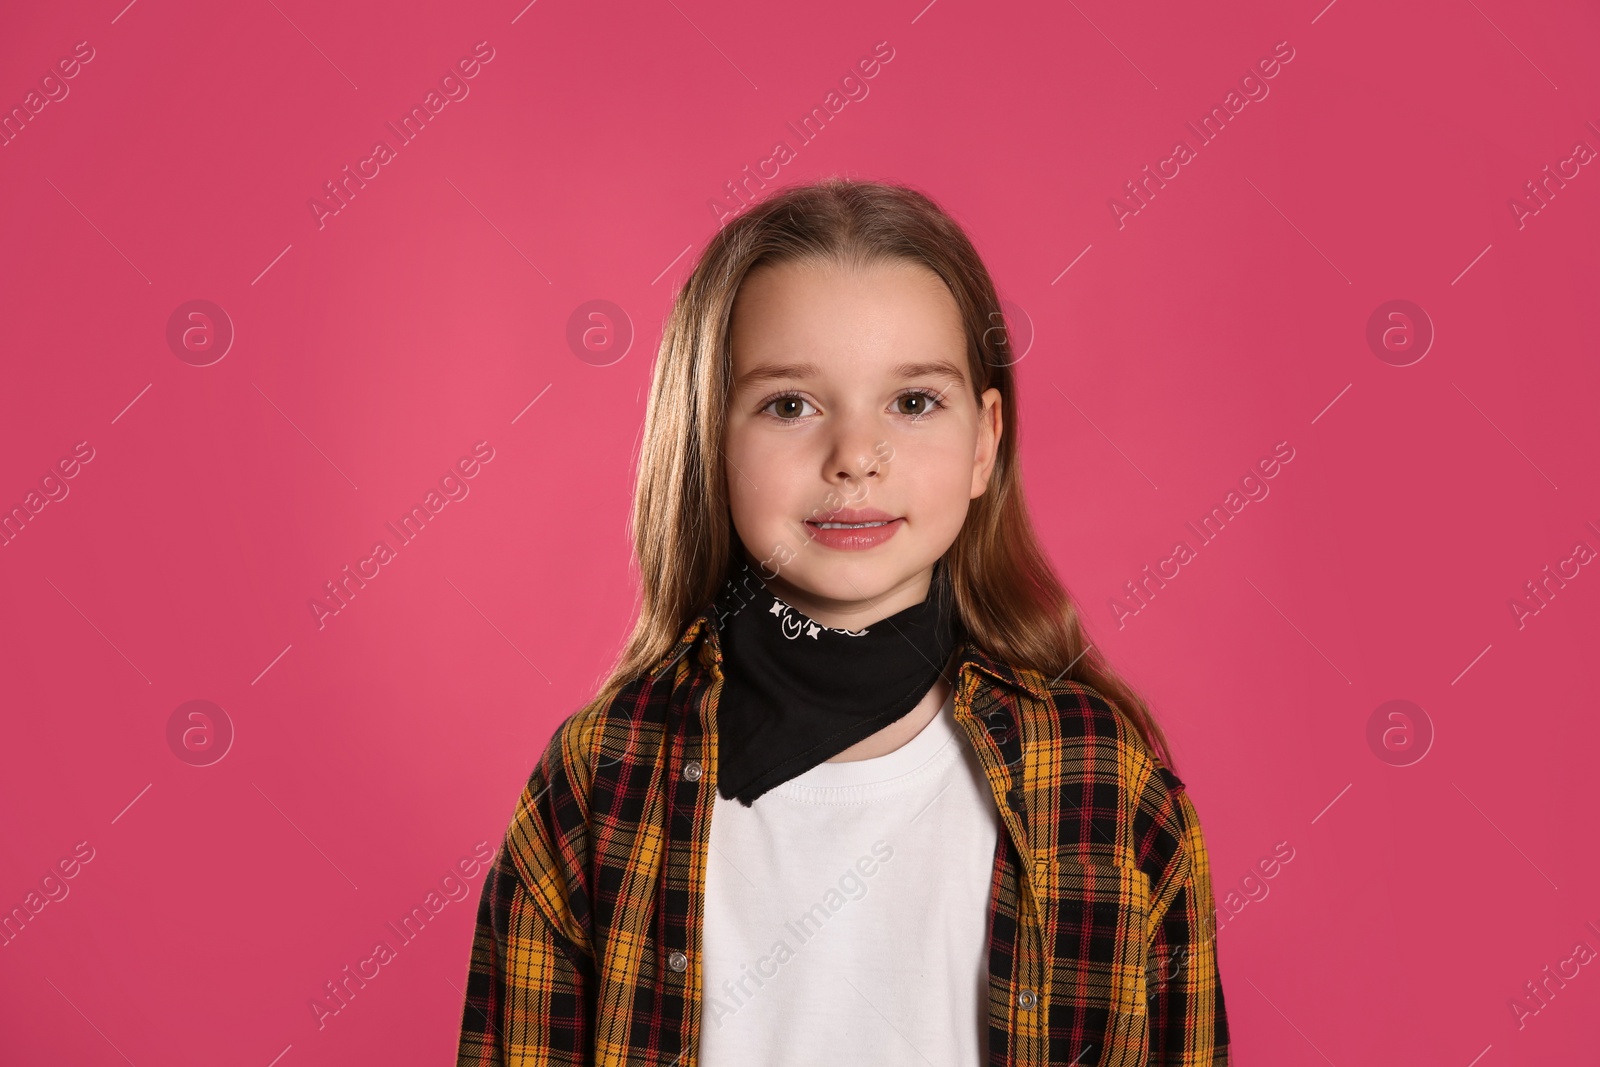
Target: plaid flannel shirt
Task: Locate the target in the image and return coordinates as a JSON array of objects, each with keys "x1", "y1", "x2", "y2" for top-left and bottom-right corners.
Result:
[{"x1": 458, "y1": 605, "x2": 1229, "y2": 1066}]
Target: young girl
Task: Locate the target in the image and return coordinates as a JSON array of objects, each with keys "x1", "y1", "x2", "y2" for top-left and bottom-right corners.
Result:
[{"x1": 457, "y1": 179, "x2": 1229, "y2": 1066}]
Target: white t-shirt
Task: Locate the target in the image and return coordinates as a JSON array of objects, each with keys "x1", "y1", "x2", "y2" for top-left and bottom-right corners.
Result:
[{"x1": 699, "y1": 689, "x2": 1002, "y2": 1066}]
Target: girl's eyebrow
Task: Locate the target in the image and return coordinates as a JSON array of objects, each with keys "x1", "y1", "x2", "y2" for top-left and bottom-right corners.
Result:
[
  {"x1": 736, "y1": 361, "x2": 824, "y2": 389},
  {"x1": 736, "y1": 358, "x2": 967, "y2": 390}
]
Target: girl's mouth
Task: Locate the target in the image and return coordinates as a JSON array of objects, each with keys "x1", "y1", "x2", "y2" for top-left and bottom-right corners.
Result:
[{"x1": 803, "y1": 517, "x2": 904, "y2": 550}]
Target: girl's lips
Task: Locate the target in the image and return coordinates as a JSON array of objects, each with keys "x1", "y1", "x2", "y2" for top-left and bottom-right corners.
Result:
[
  {"x1": 812, "y1": 507, "x2": 896, "y2": 524},
  {"x1": 803, "y1": 517, "x2": 904, "y2": 551}
]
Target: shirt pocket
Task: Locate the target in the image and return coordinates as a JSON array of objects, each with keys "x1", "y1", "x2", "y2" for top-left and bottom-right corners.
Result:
[{"x1": 1037, "y1": 857, "x2": 1153, "y2": 1026}]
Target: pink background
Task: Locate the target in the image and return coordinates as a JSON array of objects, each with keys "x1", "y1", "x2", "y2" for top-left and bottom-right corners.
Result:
[{"x1": 3, "y1": 0, "x2": 1597, "y2": 1063}]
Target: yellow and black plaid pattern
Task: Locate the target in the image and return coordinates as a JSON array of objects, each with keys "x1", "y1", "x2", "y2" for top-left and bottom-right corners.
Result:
[{"x1": 458, "y1": 607, "x2": 1229, "y2": 1066}]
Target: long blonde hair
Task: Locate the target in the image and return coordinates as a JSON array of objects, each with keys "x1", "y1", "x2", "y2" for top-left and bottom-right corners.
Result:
[{"x1": 594, "y1": 177, "x2": 1177, "y2": 772}]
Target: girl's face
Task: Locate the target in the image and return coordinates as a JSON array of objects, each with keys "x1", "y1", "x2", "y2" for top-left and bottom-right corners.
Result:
[{"x1": 724, "y1": 257, "x2": 1003, "y2": 630}]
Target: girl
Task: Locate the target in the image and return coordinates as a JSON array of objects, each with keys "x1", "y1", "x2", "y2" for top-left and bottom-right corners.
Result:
[{"x1": 458, "y1": 178, "x2": 1229, "y2": 1066}]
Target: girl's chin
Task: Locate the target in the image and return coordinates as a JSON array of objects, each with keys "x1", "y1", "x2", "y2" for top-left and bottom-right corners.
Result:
[{"x1": 760, "y1": 558, "x2": 936, "y2": 604}]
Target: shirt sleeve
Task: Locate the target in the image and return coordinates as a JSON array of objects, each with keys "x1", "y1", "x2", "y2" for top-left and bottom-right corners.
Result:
[
  {"x1": 457, "y1": 719, "x2": 597, "y2": 1067},
  {"x1": 1139, "y1": 771, "x2": 1230, "y2": 1066}
]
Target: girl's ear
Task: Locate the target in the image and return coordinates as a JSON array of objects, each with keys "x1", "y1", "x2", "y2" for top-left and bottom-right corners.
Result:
[{"x1": 971, "y1": 387, "x2": 1004, "y2": 498}]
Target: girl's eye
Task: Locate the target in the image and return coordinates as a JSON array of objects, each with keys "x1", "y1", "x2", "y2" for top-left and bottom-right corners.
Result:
[
  {"x1": 762, "y1": 393, "x2": 817, "y2": 420},
  {"x1": 758, "y1": 388, "x2": 947, "y2": 422},
  {"x1": 895, "y1": 388, "x2": 947, "y2": 420}
]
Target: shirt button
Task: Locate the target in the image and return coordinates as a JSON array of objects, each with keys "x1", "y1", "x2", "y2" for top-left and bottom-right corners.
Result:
[
  {"x1": 682, "y1": 760, "x2": 703, "y2": 782},
  {"x1": 1017, "y1": 988, "x2": 1038, "y2": 1009},
  {"x1": 668, "y1": 950, "x2": 689, "y2": 972}
]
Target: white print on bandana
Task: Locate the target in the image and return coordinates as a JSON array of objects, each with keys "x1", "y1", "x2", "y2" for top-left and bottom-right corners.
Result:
[{"x1": 768, "y1": 597, "x2": 869, "y2": 640}]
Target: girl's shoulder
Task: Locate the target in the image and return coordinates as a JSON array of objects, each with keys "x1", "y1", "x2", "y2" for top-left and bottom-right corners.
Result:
[
  {"x1": 527, "y1": 671, "x2": 676, "y2": 792},
  {"x1": 1033, "y1": 677, "x2": 1127, "y2": 734},
  {"x1": 1010, "y1": 673, "x2": 1190, "y2": 804},
  {"x1": 987, "y1": 668, "x2": 1147, "y2": 753}
]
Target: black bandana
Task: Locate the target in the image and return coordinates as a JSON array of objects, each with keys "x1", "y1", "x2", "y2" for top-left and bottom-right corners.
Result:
[{"x1": 710, "y1": 556, "x2": 964, "y2": 806}]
